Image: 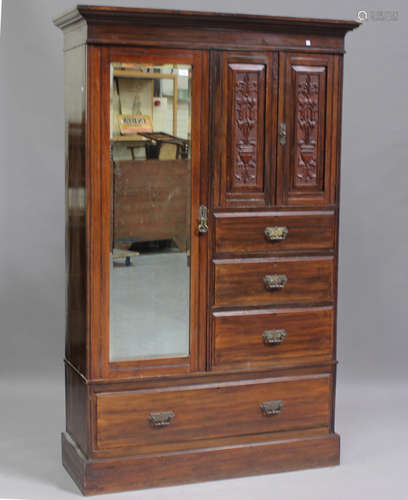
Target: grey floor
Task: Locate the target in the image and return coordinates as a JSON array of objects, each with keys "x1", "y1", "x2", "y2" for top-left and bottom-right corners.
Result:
[
  {"x1": 0, "y1": 377, "x2": 406, "y2": 500},
  {"x1": 110, "y1": 252, "x2": 190, "y2": 361}
]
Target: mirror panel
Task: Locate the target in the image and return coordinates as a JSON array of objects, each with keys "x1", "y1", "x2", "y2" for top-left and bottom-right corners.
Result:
[{"x1": 109, "y1": 62, "x2": 192, "y2": 361}]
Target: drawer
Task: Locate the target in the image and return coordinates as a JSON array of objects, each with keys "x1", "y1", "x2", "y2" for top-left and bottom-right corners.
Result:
[
  {"x1": 212, "y1": 306, "x2": 334, "y2": 370},
  {"x1": 215, "y1": 212, "x2": 335, "y2": 255},
  {"x1": 214, "y1": 256, "x2": 335, "y2": 307},
  {"x1": 95, "y1": 375, "x2": 331, "y2": 451}
]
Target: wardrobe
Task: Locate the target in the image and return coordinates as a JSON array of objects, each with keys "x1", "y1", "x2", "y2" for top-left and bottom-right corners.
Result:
[{"x1": 54, "y1": 6, "x2": 359, "y2": 494}]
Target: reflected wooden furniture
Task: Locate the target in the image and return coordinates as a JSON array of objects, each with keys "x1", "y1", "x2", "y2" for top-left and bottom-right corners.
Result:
[
  {"x1": 112, "y1": 159, "x2": 190, "y2": 251},
  {"x1": 55, "y1": 6, "x2": 359, "y2": 495}
]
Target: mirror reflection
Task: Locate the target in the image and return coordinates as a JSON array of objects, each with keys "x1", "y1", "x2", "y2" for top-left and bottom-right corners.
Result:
[{"x1": 109, "y1": 62, "x2": 192, "y2": 361}]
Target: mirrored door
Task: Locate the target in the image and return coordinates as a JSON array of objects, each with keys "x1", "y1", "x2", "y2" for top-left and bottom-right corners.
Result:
[{"x1": 96, "y1": 48, "x2": 207, "y2": 376}]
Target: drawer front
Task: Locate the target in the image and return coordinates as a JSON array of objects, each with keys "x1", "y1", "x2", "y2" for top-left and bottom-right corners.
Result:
[
  {"x1": 213, "y1": 307, "x2": 334, "y2": 369},
  {"x1": 215, "y1": 212, "x2": 335, "y2": 255},
  {"x1": 214, "y1": 257, "x2": 334, "y2": 307},
  {"x1": 95, "y1": 376, "x2": 331, "y2": 451}
]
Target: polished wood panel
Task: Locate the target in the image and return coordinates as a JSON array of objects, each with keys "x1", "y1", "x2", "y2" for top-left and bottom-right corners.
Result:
[
  {"x1": 87, "y1": 44, "x2": 104, "y2": 380},
  {"x1": 215, "y1": 211, "x2": 335, "y2": 255},
  {"x1": 198, "y1": 49, "x2": 211, "y2": 373},
  {"x1": 91, "y1": 363, "x2": 336, "y2": 393},
  {"x1": 212, "y1": 306, "x2": 334, "y2": 370},
  {"x1": 65, "y1": 363, "x2": 89, "y2": 456},
  {"x1": 57, "y1": 6, "x2": 360, "y2": 33},
  {"x1": 215, "y1": 52, "x2": 277, "y2": 207},
  {"x1": 89, "y1": 24, "x2": 347, "y2": 53},
  {"x1": 62, "y1": 431, "x2": 340, "y2": 495},
  {"x1": 214, "y1": 256, "x2": 334, "y2": 307},
  {"x1": 95, "y1": 375, "x2": 331, "y2": 451},
  {"x1": 65, "y1": 44, "x2": 88, "y2": 375},
  {"x1": 96, "y1": 428, "x2": 332, "y2": 459},
  {"x1": 54, "y1": 7, "x2": 359, "y2": 53},
  {"x1": 277, "y1": 53, "x2": 337, "y2": 206}
]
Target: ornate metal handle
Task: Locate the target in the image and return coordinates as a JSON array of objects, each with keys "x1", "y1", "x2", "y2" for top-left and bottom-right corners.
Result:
[
  {"x1": 264, "y1": 226, "x2": 288, "y2": 241},
  {"x1": 149, "y1": 411, "x2": 175, "y2": 428},
  {"x1": 263, "y1": 329, "x2": 287, "y2": 345},
  {"x1": 260, "y1": 400, "x2": 283, "y2": 417},
  {"x1": 264, "y1": 274, "x2": 287, "y2": 289},
  {"x1": 279, "y1": 123, "x2": 287, "y2": 145},
  {"x1": 198, "y1": 205, "x2": 208, "y2": 234}
]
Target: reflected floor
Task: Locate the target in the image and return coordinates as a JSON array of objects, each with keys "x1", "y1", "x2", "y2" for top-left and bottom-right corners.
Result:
[{"x1": 110, "y1": 252, "x2": 189, "y2": 361}]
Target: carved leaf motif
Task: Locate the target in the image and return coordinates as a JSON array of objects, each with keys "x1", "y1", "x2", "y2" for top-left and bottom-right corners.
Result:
[
  {"x1": 295, "y1": 73, "x2": 319, "y2": 186},
  {"x1": 233, "y1": 72, "x2": 259, "y2": 186}
]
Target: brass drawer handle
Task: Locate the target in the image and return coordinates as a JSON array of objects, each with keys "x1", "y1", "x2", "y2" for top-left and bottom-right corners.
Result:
[
  {"x1": 260, "y1": 400, "x2": 283, "y2": 417},
  {"x1": 149, "y1": 411, "x2": 175, "y2": 428},
  {"x1": 264, "y1": 226, "x2": 288, "y2": 241},
  {"x1": 263, "y1": 329, "x2": 286, "y2": 345},
  {"x1": 264, "y1": 274, "x2": 287, "y2": 289}
]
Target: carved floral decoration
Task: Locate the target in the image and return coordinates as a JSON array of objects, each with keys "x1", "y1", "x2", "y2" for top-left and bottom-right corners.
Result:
[
  {"x1": 233, "y1": 72, "x2": 258, "y2": 186},
  {"x1": 295, "y1": 73, "x2": 319, "y2": 186}
]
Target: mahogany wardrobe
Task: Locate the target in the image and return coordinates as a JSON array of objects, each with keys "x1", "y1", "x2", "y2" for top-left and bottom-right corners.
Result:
[{"x1": 54, "y1": 5, "x2": 359, "y2": 495}]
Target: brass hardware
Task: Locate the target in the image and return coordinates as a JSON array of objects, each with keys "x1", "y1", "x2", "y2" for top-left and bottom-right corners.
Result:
[
  {"x1": 198, "y1": 205, "x2": 208, "y2": 234},
  {"x1": 279, "y1": 123, "x2": 287, "y2": 145},
  {"x1": 149, "y1": 410, "x2": 175, "y2": 428},
  {"x1": 262, "y1": 329, "x2": 287, "y2": 345},
  {"x1": 264, "y1": 226, "x2": 288, "y2": 241},
  {"x1": 260, "y1": 400, "x2": 283, "y2": 417},
  {"x1": 264, "y1": 274, "x2": 288, "y2": 289}
]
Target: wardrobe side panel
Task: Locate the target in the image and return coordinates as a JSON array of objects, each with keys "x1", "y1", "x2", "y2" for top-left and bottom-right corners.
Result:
[{"x1": 65, "y1": 44, "x2": 88, "y2": 375}]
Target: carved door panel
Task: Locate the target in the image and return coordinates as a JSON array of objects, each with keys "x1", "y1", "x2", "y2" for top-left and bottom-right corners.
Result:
[
  {"x1": 213, "y1": 52, "x2": 278, "y2": 207},
  {"x1": 277, "y1": 53, "x2": 337, "y2": 206}
]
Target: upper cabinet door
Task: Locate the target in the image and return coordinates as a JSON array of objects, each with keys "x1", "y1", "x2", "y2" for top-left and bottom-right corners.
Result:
[
  {"x1": 277, "y1": 53, "x2": 338, "y2": 207},
  {"x1": 213, "y1": 52, "x2": 278, "y2": 208}
]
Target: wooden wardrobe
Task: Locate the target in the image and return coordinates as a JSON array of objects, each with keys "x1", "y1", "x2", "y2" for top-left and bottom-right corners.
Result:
[{"x1": 55, "y1": 6, "x2": 359, "y2": 495}]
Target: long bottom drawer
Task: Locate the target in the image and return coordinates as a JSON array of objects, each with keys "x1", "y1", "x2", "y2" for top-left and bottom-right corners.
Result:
[{"x1": 95, "y1": 375, "x2": 332, "y2": 452}]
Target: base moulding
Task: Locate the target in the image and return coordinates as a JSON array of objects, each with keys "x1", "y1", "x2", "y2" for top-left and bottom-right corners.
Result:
[{"x1": 62, "y1": 431, "x2": 340, "y2": 495}]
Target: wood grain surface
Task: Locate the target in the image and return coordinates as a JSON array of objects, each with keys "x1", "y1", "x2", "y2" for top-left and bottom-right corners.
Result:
[
  {"x1": 212, "y1": 306, "x2": 334, "y2": 369},
  {"x1": 214, "y1": 256, "x2": 335, "y2": 307}
]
